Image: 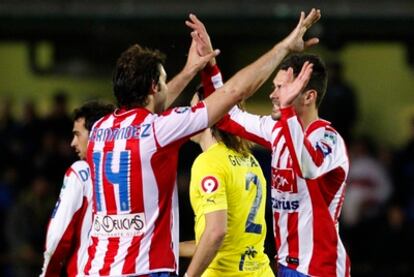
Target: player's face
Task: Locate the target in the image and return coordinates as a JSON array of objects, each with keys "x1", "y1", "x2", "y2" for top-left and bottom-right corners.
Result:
[
  {"x1": 154, "y1": 66, "x2": 168, "y2": 113},
  {"x1": 269, "y1": 70, "x2": 286, "y2": 120},
  {"x1": 70, "y1": 117, "x2": 89, "y2": 160}
]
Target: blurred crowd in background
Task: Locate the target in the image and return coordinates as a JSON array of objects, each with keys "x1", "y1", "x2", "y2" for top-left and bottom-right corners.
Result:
[{"x1": 0, "y1": 60, "x2": 413, "y2": 277}]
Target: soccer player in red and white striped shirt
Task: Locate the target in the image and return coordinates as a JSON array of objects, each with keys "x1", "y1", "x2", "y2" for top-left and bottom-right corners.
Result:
[
  {"x1": 41, "y1": 101, "x2": 115, "y2": 277},
  {"x1": 84, "y1": 9, "x2": 320, "y2": 277},
  {"x1": 190, "y1": 13, "x2": 350, "y2": 277}
]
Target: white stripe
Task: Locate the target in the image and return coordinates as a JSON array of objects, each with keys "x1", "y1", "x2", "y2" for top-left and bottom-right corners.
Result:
[
  {"x1": 136, "y1": 115, "x2": 159, "y2": 273},
  {"x1": 336, "y1": 236, "x2": 347, "y2": 277},
  {"x1": 296, "y1": 178, "x2": 313, "y2": 274}
]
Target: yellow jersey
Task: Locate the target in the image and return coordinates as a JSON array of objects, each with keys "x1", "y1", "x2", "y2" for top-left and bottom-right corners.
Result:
[{"x1": 190, "y1": 142, "x2": 273, "y2": 276}]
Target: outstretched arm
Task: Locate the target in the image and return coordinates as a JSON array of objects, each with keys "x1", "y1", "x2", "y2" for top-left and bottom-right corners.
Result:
[
  {"x1": 192, "y1": 9, "x2": 321, "y2": 127},
  {"x1": 166, "y1": 38, "x2": 219, "y2": 108}
]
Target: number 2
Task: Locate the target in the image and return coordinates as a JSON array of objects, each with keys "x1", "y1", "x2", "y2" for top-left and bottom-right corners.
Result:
[{"x1": 245, "y1": 172, "x2": 262, "y2": 234}]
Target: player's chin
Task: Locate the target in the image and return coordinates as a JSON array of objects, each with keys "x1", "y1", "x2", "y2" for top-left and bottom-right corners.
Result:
[{"x1": 271, "y1": 110, "x2": 281, "y2": 120}]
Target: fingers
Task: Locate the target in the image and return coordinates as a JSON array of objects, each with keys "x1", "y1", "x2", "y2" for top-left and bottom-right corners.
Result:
[
  {"x1": 200, "y1": 49, "x2": 221, "y2": 64},
  {"x1": 304, "y1": 38, "x2": 320, "y2": 49},
  {"x1": 302, "y1": 8, "x2": 321, "y2": 29}
]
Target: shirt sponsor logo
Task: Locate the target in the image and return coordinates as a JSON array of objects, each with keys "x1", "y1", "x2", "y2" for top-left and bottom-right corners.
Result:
[
  {"x1": 271, "y1": 197, "x2": 299, "y2": 211},
  {"x1": 271, "y1": 168, "x2": 297, "y2": 193},
  {"x1": 201, "y1": 176, "x2": 219, "y2": 193},
  {"x1": 91, "y1": 213, "x2": 145, "y2": 237}
]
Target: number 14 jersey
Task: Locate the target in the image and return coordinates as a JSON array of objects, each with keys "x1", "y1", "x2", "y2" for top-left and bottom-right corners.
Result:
[{"x1": 85, "y1": 104, "x2": 208, "y2": 276}]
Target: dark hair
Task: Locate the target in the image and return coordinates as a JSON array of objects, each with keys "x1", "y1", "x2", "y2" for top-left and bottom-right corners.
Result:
[
  {"x1": 73, "y1": 101, "x2": 115, "y2": 131},
  {"x1": 113, "y1": 44, "x2": 166, "y2": 109},
  {"x1": 195, "y1": 85, "x2": 251, "y2": 157},
  {"x1": 277, "y1": 54, "x2": 327, "y2": 108}
]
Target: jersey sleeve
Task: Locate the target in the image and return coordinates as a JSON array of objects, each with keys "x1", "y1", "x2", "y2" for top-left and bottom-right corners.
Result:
[
  {"x1": 201, "y1": 63, "x2": 275, "y2": 149},
  {"x1": 152, "y1": 102, "x2": 208, "y2": 147},
  {"x1": 191, "y1": 155, "x2": 228, "y2": 214},
  {"x1": 40, "y1": 166, "x2": 85, "y2": 277},
  {"x1": 280, "y1": 107, "x2": 349, "y2": 179}
]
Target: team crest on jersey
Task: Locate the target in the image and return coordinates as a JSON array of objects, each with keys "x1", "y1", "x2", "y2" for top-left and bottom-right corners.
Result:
[
  {"x1": 316, "y1": 141, "x2": 332, "y2": 157},
  {"x1": 271, "y1": 168, "x2": 297, "y2": 193},
  {"x1": 174, "y1": 107, "x2": 189, "y2": 114},
  {"x1": 201, "y1": 176, "x2": 219, "y2": 193}
]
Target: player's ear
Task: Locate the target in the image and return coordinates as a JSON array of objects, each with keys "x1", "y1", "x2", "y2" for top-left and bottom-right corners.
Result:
[
  {"x1": 150, "y1": 80, "x2": 159, "y2": 95},
  {"x1": 304, "y1": 89, "x2": 317, "y2": 105}
]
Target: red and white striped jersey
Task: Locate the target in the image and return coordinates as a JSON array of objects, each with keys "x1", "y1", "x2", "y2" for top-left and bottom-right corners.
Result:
[
  {"x1": 85, "y1": 104, "x2": 208, "y2": 276},
  {"x1": 41, "y1": 160, "x2": 93, "y2": 277},
  {"x1": 202, "y1": 65, "x2": 350, "y2": 277}
]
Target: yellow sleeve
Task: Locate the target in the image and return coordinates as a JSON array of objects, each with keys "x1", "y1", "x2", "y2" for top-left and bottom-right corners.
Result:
[{"x1": 191, "y1": 154, "x2": 228, "y2": 214}]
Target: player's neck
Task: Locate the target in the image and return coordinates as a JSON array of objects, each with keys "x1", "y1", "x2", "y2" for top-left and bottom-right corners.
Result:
[
  {"x1": 199, "y1": 129, "x2": 217, "y2": 152},
  {"x1": 300, "y1": 108, "x2": 319, "y2": 130}
]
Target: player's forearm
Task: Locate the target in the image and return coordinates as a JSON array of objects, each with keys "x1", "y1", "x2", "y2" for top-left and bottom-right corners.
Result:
[
  {"x1": 180, "y1": 240, "x2": 196, "y2": 257},
  {"x1": 185, "y1": 230, "x2": 225, "y2": 277},
  {"x1": 224, "y1": 41, "x2": 290, "y2": 101},
  {"x1": 166, "y1": 67, "x2": 197, "y2": 108}
]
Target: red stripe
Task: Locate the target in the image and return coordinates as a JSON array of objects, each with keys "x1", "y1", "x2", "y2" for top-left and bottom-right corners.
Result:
[
  {"x1": 280, "y1": 117, "x2": 303, "y2": 177},
  {"x1": 287, "y1": 212, "x2": 299, "y2": 270},
  {"x1": 217, "y1": 114, "x2": 272, "y2": 149},
  {"x1": 99, "y1": 238, "x2": 120, "y2": 275},
  {"x1": 273, "y1": 212, "x2": 281, "y2": 253},
  {"x1": 122, "y1": 236, "x2": 143, "y2": 274},
  {"x1": 148, "y1": 145, "x2": 178, "y2": 270},
  {"x1": 307, "y1": 179, "x2": 338, "y2": 276},
  {"x1": 316, "y1": 167, "x2": 346, "y2": 221},
  {"x1": 84, "y1": 236, "x2": 98, "y2": 275}
]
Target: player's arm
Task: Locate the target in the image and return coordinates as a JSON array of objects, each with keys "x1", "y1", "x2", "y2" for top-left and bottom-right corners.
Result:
[
  {"x1": 185, "y1": 210, "x2": 227, "y2": 277},
  {"x1": 166, "y1": 38, "x2": 219, "y2": 108},
  {"x1": 40, "y1": 168, "x2": 84, "y2": 277},
  {"x1": 187, "y1": 9, "x2": 321, "y2": 127},
  {"x1": 180, "y1": 240, "x2": 196, "y2": 258}
]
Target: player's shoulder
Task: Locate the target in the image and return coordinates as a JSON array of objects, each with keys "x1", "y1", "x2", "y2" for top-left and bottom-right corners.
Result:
[{"x1": 65, "y1": 161, "x2": 91, "y2": 183}]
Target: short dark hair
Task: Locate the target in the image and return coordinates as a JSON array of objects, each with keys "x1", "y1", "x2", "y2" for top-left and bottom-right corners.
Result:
[
  {"x1": 277, "y1": 54, "x2": 327, "y2": 108},
  {"x1": 195, "y1": 85, "x2": 251, "y2": 156},
  {"x1": 113, "y1": 44, "x2": 166, "y2": 109},
  {"x1": 73, "y1": 101, "x2": 115, "y2": 131}
]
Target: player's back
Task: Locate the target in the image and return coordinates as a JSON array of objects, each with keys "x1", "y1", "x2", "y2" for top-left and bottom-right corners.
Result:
[
  {"x1": 85, "y1": 105, "x2": 208, "y2": 276},
  {"x1": 190, "y1": 143, "x2": 272, "y2": 276}
]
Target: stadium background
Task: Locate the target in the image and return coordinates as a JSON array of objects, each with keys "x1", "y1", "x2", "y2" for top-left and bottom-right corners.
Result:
[{"x1": 0, "y1": 0, "x2": 413, "y2": 276}]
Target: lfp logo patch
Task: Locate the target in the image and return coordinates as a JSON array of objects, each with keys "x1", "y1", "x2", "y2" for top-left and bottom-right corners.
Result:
[
  {"x1": 201, "y1": 176, "x2": 219, "y2": 193},
  {"x1": 174, "y1": 107, "x2": 189, "y2": 114}
]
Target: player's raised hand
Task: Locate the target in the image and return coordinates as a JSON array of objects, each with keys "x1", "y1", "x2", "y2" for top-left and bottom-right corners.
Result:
[
  {"x1": 281, "y1": 8, "x2": 321, "y2": 53},
  {"x1": 183, "y1": 37, "x2": 220, "y2": 75},
  {"x1": 186, "y1": 13, "x2": 218, "y2": 66},
  {"x1": 279, "y1": 61, "x2": 313, "y2": 108}
]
